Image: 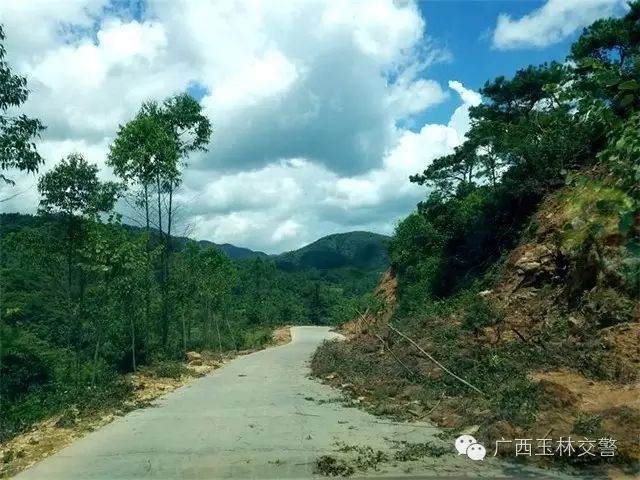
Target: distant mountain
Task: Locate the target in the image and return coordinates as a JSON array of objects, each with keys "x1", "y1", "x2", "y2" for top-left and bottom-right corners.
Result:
[
  {"x1": 163, "y1": 235, "x2": 267, "y2": 260},
  {"x1": 0, "y1": 214, "x2": 387, "y2": 267},
  {"x1": 274, "y1": 231, "x2": 390, "y2": 271},
  {"x1": 190, "y1": 239, "x2": 268, "y2": 260},
  {"x1": 0, "y1": 213, "x2": 269, "y2": 261}
]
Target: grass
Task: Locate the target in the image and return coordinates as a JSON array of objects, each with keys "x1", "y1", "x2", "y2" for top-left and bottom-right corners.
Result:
[
  {"x1": 314, "y1": 455, "x2": 355, "y2": 477},
  {"x1": 142, "y1": 361, "x2": 189, "y2": 379},
  {"x1": 335, "y1": 443, "x2": 389, "y2": 471},
  {"x1": 573, "y1": 413, "x2": 603, "y2": 437},
  {"x1": 242, "y1": 326, "x2": 274, "y2": 349},
  {"x1": 392, "y1": 441, "x2": 450, "y2": 461},
  {"x1": 559, "y1": 182, "x2": 634, "y2": 252}
]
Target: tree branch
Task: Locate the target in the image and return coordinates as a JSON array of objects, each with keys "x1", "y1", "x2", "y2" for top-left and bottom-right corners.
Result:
[{"x1": 388, "y1": 324, "x2": 485, "y2": 396}]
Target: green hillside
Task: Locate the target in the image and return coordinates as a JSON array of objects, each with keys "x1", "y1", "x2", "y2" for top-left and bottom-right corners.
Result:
[{"x1": 274, "y1": 231, "x2": 389, "y2": 271}]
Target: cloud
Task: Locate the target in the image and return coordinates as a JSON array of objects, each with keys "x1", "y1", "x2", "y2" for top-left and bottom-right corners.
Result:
[
  {"x1": 492, "y1": 0, "x2": 627, "y2": 50},
  {"x1": 1, "y1": 0, "x2": 477, "y2": 253},
  {"x1": 447, "y1": 80, "x2": 482, "y2": 134},
  {"x1": 176, "y1": 82, "x2": 478, "y2": 253}
]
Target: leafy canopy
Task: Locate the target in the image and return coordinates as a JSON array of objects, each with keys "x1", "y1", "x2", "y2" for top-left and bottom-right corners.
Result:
[
  {"x1": 0, "y1": 25, "x2": 45, "y2": 185},
  {"x1": 38, "y1": 152, "x2": 120, "y2": 218}
]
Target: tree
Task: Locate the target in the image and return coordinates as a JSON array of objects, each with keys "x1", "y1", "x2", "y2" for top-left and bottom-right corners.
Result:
[
  {"x1": 570, "y1": 1, "x2": 640, "y2": 116},
  {"x1": 37, "y1": 153, "x2": 119, "y2": 385},
  {"x1": 83, "y1": 220, "x2": 150, "y2": 377},
  {"x1": 410, "y1": 141, "x2": 479, "y2": 196},
  {"x1": 0, "y1": 25, "x2": 45, "y2": 185},
  {"x1": 108, "y1": 94, "x2": 211, "y2": 347},
  {"x1": 198, "y1": 247, "x2": 237, "y2": 351}
]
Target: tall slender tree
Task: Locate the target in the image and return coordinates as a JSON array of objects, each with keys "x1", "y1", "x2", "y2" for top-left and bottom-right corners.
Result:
[
  {"x1": 37, "y1": 152, "x2": 119, "y2": 385},
  {"x1": 108, "y1": 94, "x2": 211, "y2": 348}
]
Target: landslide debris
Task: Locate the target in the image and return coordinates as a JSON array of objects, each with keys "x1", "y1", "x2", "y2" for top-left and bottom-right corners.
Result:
[{"x1": 312, "y1": 181, "x2": 640, "y2": 476}]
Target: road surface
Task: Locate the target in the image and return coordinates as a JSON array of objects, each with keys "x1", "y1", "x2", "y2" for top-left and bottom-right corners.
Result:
[{"x1": 16, "y1": 327, "x2": 573, "y2": 479}]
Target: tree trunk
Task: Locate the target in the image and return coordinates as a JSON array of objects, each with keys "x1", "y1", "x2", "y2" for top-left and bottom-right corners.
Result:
[
  {"x1": 214, "y1": 313, "x2": 223, "y2": 353},
  {"x1": 65, "y1": 212, "x2": 74, "y2": 384},
  {"x1": 207, "y1": 301, "x2": 212, "y2": 347},
  {"x1": 181, "y1": 310, "x2": 187, "y2": 357},
  {"x1": 129, "y1": 294, "x2": 137, "y2": 372},
  {"x1": 223, "y1": 308, "x2": 237, "y2": 352},
  {"x1": 160, "y1": 183, "x2": 173, "y2": 348},
  {"x1": 91, "y1": 329, "x2": 101, "y2": 387},
  {"x1": 143, "y1": 184, "x2": 151, "y2": 349}
]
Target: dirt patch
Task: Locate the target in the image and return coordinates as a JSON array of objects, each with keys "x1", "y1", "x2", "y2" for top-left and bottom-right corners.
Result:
[
  {"x1": 341, "y1": 268, "x2": 397, "y2": 337},
  {"x1": 530, "y1": 370, "x2": 640, "y2": 413},
  {"x1": 272, "y1": 326, "x2": 292, "y2": 346},
  {"x1": 526, "y1": 370, "x2": 640, "y2": 467},
  {"x1": 0, "y1": 411, "x2": 122, "y2": 479}
]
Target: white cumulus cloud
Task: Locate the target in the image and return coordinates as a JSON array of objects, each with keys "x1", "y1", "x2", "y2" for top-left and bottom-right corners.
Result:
[
  {"x1": 492, "y1": 0, "x2": 627, "y2": 50},
  {"x1": 1, "y1": 0, "x2": 480, "y2": 253}
]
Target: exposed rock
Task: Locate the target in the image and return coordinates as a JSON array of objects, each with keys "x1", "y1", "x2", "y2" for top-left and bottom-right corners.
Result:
[
  {"x1": 513, "y1": 244, "x2": 555, "y2": 278},
  {"x1": 186, "y1": 351, "x2": 202, "y2": 365}
]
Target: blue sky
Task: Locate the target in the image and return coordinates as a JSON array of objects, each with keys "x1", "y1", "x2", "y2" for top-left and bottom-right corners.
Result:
[
  {"x1": 0, "y1": 0, "x2": 629, "y2": 252},
  {"x1": 417, "y1": 0, "x2": 586, "y2": 125}
]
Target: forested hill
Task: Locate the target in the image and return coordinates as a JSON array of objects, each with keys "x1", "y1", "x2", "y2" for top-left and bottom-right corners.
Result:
[
  {"x1": 0, "y1": 213, "x2": 269, "y2": 261},
  {"x1": 167, "y1": 235, "x2": 268, "y2": 261},
  {"x1": 1, "y1": 214, "x2": 388, "y2": 270},
  {"x1": 274, "y1": 231, "x2": 390, "y2": 271}
]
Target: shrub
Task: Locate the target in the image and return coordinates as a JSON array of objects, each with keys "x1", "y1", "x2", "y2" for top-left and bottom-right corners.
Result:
[
  {"x1": 573, "y1": 413, "x2": 603, "y2": 436},
  {"x1": 582, "y1": 287, "x2": 635, "y2": 327},
  {"x1": 461, "y1": 295, "x2": 503, "y2": 333},
  {"x1": 146, "y1": 361, "x2": 188, "y2": 379},
  {"x1": 241, "y1": 327, "x2": 273, "y2": 350}
]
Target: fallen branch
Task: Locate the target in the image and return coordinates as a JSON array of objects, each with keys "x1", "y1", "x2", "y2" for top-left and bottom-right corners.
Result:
[
  {"x1": 388, "y1": 324, "x2": 485, "y2": 396},
  {"x1": 354, "y1": 308, "x2": 371, "y2": 334},
  {"x1": 511, "y1": 328, "x2": 529, "y2": 344},
  {"x1": 374, "y1": 333, "x2": 419, "y2": 379},
  {"x1": 426, "y1": 392, "x2": 445, "y2": 415}
]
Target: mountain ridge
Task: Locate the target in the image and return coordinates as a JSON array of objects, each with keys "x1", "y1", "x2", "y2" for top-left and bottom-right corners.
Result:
[
  {"x1": 274, "y1": 231, "x2": 390, "y2": 271},
  {"x1": 0, "y1": 213, "x2": 389, "y2": 269}
]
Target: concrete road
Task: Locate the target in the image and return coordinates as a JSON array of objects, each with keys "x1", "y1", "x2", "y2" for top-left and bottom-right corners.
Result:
[{"x1": 16, "y1": 327, "x2": 573, "y2": 479}]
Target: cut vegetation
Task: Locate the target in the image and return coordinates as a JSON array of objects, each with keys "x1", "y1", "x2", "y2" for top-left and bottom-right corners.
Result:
[{"x1": 313, "y1": 5, "x2": 640, "y2": 478}]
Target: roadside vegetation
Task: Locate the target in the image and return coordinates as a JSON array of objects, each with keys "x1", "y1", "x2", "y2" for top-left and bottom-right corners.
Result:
[
  {"x1": 0, "y1": 21, "x2": 378, "y2": 457},
  {"x1": 313, "y1": 3, "x2": 640, "y2": 475}
]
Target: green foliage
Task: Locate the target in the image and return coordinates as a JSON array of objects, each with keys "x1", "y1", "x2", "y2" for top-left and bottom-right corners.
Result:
[
  {"x1": 392, "y1": 442, "x2": 449, "y2": 461},
  {"x1": 275, "y1": 231, "x2": 389, "y2": 271},
  {"x1": 461, "y1": 295, "x2": 502, "y2": 333},
  {"x1": 558, "y1": 181, "x2": 635, "y2": 252},
  {"x1": 0, "y1": 25, "x2": 45, "y2": 185},
  {"x1": 598, "y1": 111, "x2": 640, "y2": 198},
  {"x1": 388, "y1": 213, "x2": 442, "y2": 310},
  {"x1": 242, "y1": 327, "x2": 273, "y2": 350},
  {"x1": 108, "y1": 94, "x2": 211, "y2": 189},
  {"x1": 143, "y1": 361, "x2": 189, "y2": 379},
  {"x1": 38, "y1": 153, "x2": 120, "y2": 218},
  {"x1": 573, "y1": 413, "x2": 604, "y2": 437},
  {"x1": 582, "y1": 287, "x2": 636, "y2": 327}
]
